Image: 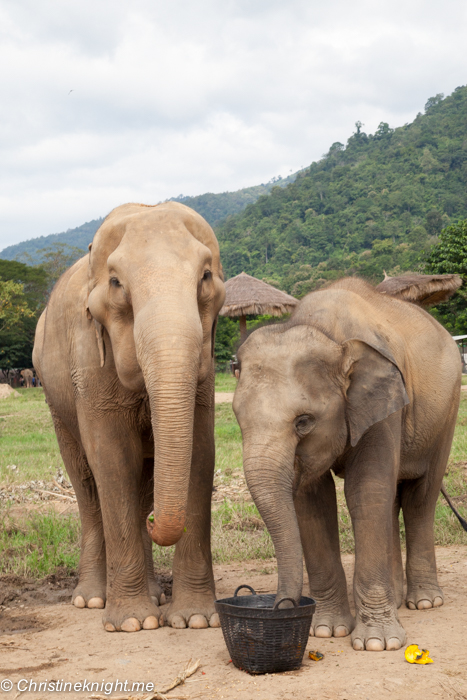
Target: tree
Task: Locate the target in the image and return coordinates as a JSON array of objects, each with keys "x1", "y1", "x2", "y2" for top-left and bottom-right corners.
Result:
[
  {"x1": 422, "y1": 219, "x2": 467, "y2": 334},
  {"x1": 0, "y1": 259, "x2": 49, "y2": 368},
  {"x1": 0, "y1": 280, "x2": 33, "y2": 333},
  {"x1": 425, "y1": 94, "x2": 444, "y2": 112}
]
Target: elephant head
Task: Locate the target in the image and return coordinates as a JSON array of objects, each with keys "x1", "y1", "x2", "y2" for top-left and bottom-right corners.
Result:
[
  {"x1": 233, "y1": 321, "x2": 408, "y2": 603},
  {"x1": 86, "y1": 202, "x2": 225, "y2": 546}
]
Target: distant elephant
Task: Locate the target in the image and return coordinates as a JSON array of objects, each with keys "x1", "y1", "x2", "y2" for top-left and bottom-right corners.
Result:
[
  {"x1": 33, "y1": 202, "x2": 225, "y2": 632},
  {"x1": 20, "y1": 368, "x2": 34, "y2": 388},
  {"x1": 233, "y1": 277, "x2": 460, "y2": 651}
]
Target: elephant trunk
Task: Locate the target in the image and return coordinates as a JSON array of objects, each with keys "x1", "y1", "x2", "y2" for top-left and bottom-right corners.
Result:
[
  {"x1": 134, "y1": 301, "x2": 203, "y2": 547},
  {"x1": 243, "y1": 440, "x2": 303, "y2": 604}
]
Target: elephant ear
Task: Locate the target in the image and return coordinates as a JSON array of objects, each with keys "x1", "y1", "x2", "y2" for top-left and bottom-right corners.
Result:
[{"x1": 341, "y1": 339, "x2": 409, "y2": 447}]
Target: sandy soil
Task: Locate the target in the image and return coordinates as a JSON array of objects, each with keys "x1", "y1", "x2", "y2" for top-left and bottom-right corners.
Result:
[{"x1": 1, "y1": 546, "x2": 467, "y2": 700}]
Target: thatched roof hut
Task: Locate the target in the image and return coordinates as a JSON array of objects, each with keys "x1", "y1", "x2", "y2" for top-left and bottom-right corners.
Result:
[
  {"x1": 376, "y1": 272, "x2": 462, "y2": 306},
  {"x1": 220, "y1": 272, "x2": 298, "y2": 339}
]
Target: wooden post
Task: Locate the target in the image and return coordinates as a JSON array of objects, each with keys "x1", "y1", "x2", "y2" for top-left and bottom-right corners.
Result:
[{"x1": 239, "y1": 315, "x2": 247, "y2": 342}]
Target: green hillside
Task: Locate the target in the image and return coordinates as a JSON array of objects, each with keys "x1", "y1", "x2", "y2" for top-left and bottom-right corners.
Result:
[
  {"x1": 0, "y1": 175, "x2": 297, "y2": 262},
  {"x1": 217, "y1": 87, "x2": 467, "y2": 296},
  {"x1": 0, "y1": 218, "x2": 104, "y2": 263},
  {"x1": 171, "y1": 173, "x2": 297, "y2": 226}
]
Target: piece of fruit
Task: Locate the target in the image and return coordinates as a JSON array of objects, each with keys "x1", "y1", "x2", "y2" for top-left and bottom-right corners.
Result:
[
  {"x1": 309, "y1": 651, "x2": 324, "y2": 661},
  {"x1": 404, "y1": 644, "x2": 433, "y2": 664}
]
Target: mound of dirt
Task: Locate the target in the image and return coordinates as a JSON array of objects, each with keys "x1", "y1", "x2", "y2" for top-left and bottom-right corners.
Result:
[{"x1": 0, "y1": 384, "x2": 20, "y2": 399}]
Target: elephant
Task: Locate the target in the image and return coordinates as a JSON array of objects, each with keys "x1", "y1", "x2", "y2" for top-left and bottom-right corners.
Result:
[
  {"x1": 33, "y1": 202, "x2": 225, "y2": 632},
  {"x1": 232, "y1": 277, "x2": 461, "y2": 651},
  {"x1": 20, "y1": 368, "x2": 34, "y2": 388}
]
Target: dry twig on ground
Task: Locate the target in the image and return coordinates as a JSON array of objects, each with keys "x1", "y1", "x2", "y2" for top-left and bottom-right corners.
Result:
[{"x1": 89, "y1": 658, "x2": 201, "y2": 700}]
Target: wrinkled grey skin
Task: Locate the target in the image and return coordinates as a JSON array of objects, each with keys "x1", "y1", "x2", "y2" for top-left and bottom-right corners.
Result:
[
  {"x1": 33, "y1": 202, "x2": 225, "y2": 632},
  {"x1": 233, "y1": 278, "x2": 460, "y2": 651}
]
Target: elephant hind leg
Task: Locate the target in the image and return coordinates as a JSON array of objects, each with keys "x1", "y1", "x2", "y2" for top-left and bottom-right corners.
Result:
[
  {"x1": 393, "y1": 484, "x2": 404, "y2": 609},
  {"x1": 51, "y1": 413, "x2": 106, "y2": 609},
  {"x1": 401, "y1": 437, "x2": 454, "y2": 611},
  {"x1": 402, "y1": 469, "x2": 445, "y2": 611}
]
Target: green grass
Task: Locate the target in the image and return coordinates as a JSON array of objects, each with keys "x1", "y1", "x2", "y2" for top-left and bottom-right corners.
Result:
[
  {"x1": 215, "y1": 372, "x2": 237, "y2": 392},
  {"x1": 0, "y1": 388, "x2": 62, "y2": 484},
  {"x1": 0, "y1": 511, "x2": 80, "y2": 576},
  {"x1": 0, "y1": 386, "x2": 466, "y2": 578}
]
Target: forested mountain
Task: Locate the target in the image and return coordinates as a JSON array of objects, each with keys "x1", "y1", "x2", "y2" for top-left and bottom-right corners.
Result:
[
  {"x1": 0, "y1": 218, "x2": 104, "y2": 263},
  {"x1": 0, "y1": 175, "x2": 296, "y2": 262},
  {"x1": 217, "y1": 87, "x2": 467, "y2": 296},
  {"x1": 171, "y1": 173, "x2": 297, "y2": 226}
]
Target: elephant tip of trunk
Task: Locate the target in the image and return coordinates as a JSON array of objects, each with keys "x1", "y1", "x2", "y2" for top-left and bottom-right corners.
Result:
[{"x1": 146, "y1": 511, "x2": 185, "y2": 546}]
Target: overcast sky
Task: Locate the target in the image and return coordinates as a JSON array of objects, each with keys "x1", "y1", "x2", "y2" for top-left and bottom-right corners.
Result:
[{"x1": 1, "y1": 0, "x2": 466, "y2": 249}]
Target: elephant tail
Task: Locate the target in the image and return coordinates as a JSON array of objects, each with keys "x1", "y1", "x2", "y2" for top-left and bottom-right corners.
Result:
[{"x1": 440, "y1": 483, "x2": 467, "y2": 532}]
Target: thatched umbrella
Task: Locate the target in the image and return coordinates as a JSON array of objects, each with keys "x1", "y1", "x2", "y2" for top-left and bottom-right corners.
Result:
[
  {"x1": 376, "y1": 272, "x2": 462, "y2": 306},
  {"x1": 220, "y1": 272, "x2": 298, "y2": 340}
]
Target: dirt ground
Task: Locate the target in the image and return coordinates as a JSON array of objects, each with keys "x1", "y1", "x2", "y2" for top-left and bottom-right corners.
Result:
[{"x1": 0, "y1": 547, "x2": 466, "y2": 700}]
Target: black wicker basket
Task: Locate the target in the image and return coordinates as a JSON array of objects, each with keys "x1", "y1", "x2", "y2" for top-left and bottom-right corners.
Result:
[{"x1": 215, "y1": 585, "x2": 316, "y2": 674}]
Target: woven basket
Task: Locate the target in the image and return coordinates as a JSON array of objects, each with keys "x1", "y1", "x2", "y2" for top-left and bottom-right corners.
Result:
[{"x1": 215, "y1": 585, "x2": 315, "y2": 674}]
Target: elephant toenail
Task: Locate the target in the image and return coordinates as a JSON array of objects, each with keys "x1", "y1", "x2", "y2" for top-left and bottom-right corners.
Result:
[
  {"x1": 159, "y1": 615, "x2": 165, "y2": 627},
  {"x1": 366, "y1": 638, "x2": 385, "y2": 651},
  {"x1": 188, "y1": 614, "x2": 208, "y2": 629},
  {"x1": 121, "y1": 617, "x2": 141, "y2": 632},
  {"x1": 407, "y1": 601, "x2": 416, "y2": 610},
  {"x1": 159, "y1": 593, "x2": 167, "y2": 605},
  {"x1": 143, "y1": 616, "x2": 159, "y2": 630},
  {"x1": 104, "y1": 622, "x2": 116, "y2": 632},
  {"x1": 353, "y1": 638, "x2": 364, "y2": 650},
  {"x1": 171, "y1": 616, "x2": 187, "y2": 629},
  {"x1": 209, "y1": 613, "x2": 221, "y2": 627},
  {"x1": 334, "y1": 626, "x2": 349, "y2": 637},
  {"x1": 88, "y1": 597, "x2": 105, "y2": 609},
  {"x1": 386, "y1": 637, "x2": 402, "y2": 651},
  {"x1": 417, "y1": 599, "x2": 432, "y2": 610},
  {"x1": 315, "y1": 625, "x2": 332, "y2": 638},
  {"x1": 433, "y1": 596, "x2": 443, "y2": 607},
  {"x1": 73, "y1": 595, "x2": 85, "y2": 608}
]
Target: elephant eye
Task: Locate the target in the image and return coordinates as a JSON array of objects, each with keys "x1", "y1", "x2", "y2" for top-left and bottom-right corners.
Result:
[
  {"x1": 110, "y1": 277, "x2": 121, "y2": 288},
  {"x1": 295, "y1": 414, "x2": 315, "y2": 437},
  {"x1": 202, "y1": 270, "x2": 212, "y2": 282}
]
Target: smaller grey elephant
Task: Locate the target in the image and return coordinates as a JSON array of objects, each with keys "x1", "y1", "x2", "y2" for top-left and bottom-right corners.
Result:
[{"x1": 233, "y1": 277, "x2": 460, "y2": 651}]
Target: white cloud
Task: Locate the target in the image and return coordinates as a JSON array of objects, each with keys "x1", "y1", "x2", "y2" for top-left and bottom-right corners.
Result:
[{"x1": 0, "y1": 0, "x2": 466, "y2": 247}]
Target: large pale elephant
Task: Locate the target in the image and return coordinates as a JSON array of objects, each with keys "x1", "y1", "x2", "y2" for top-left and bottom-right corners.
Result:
[
  {"x1": 233, "y1": 277, "x2": 460, "y2": 651},
  {"x1": 33, "y1": 202, "x2": 225, "y2": 632}
]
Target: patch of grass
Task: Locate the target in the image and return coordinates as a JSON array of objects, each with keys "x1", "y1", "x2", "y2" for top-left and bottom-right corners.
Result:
[
  {"x1": 0, "y1": 388, "x2": 63, "y2": 484},
  {"x1": 461, "y1": 375, "x2": 467, "y2": 385},
  {"x1": 0, "y1": 509, "x2": 80, "y2": 577},
  {"x1": 215, "y1": 373, "x2": 237, "y2": 392},
  {"x1": 214, "y1": 403, "x2": 243, "y2": 481}
]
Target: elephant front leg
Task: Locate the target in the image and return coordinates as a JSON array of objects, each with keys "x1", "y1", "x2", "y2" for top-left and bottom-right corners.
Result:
[
  {"x1": 344, "y1": 418, "x2": 406, "y2": 651},
  {"x1": 51, "y1": 414, "x2": 106, "y2": 609},
  {"x1": 80, "y1": 415, "x2": 160, "y2": 632},
  {"x1": 162, "y1": 393, "x2": 219, "y2": 629},
  {"x1": 295, "y1": 472, "x2": 354, "y2": 638}
]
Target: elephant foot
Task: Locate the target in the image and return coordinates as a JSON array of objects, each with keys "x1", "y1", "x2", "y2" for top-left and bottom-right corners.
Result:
[
  {"x1": 103, "y1": 596, "x2": 160, "y2": 632},
  {"x1": 72, "y1": 579, "x2": 106, "y2": 609},
  {"x1": 161, "y1": 592, "x2": 220, "y2": 629},
  {"x1": 309, "y1": 607, "x2": 355, "y2": 638},
  {"x1": 148, "y1": 577, "x2": 166, "y2": 606},
  {"x1": 351, "y1": 617, "x2": 406, "y2": 651},
  {"x1": 406, "y1": 583, "x2": 443, "y2": 611}
]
